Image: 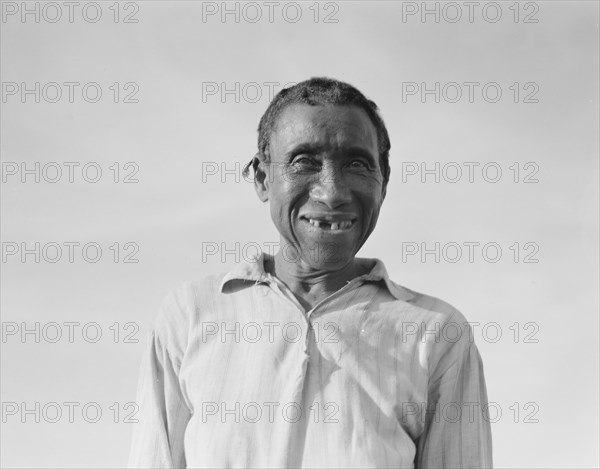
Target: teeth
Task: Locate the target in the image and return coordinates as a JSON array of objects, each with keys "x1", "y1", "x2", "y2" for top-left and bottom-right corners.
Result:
[{"x1": 306, "y1": 219, "x2": 354, "y2": 230}]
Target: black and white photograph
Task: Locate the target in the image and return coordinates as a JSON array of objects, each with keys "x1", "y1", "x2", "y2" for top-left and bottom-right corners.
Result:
[{"x1": 1, "y1": 1, "x2": 598, "y2": 468}]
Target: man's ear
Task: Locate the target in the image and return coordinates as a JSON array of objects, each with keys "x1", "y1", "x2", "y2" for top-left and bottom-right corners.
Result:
[{"x1": 252, "y1": 153, "x2": 270, "y2": 203}]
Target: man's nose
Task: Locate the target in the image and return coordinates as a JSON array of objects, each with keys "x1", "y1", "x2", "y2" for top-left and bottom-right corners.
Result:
[{"x1": 309, "y1": 167, "x2": 352, "y2": 209}]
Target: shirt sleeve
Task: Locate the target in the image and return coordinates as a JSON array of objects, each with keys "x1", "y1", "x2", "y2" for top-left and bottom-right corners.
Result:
[
  {"x1": 128, "y1": 288, "x2": 193, "y2": 469},
  {"x1": 415, "y1": 341, "x2": 493, "y2": 468}
]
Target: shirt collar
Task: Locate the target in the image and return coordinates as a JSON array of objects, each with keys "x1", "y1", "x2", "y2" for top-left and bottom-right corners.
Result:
[{"x1": 219, "y1": 251, "x2": 414, "y2": 302}]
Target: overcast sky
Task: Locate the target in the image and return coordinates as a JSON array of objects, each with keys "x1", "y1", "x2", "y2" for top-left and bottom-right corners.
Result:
[{"x1": 1, "y1": 1, "x2": 599, "y2": 467}]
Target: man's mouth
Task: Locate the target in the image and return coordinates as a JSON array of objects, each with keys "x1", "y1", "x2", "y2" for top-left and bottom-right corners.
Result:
[{"x1": 300, "y1": 214, "x2": 357, "y2": 232}]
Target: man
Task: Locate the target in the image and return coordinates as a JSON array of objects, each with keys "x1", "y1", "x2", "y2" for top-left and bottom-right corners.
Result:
[{"x1": 128, "y1": 77, "x2": 493, "y2": 468}]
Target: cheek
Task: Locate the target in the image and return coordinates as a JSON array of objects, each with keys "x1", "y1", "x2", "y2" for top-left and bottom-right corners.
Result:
[
  {"x1": 269, "y1": 181, "x2": 299, "y2": 224},
  {"x1": 357, "y1": 187, "x2": 384, "y2": 210},
  {"x1": 276, "y1": 176, "x2": 309, "y2": 206}
]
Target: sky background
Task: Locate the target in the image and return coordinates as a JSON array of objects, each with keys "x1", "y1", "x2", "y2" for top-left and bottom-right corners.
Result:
[{"x1": 1, "y1": 1, "x2": 599, "y2": 467}]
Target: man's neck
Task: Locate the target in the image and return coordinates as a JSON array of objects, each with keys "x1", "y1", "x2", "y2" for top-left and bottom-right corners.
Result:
[{"x1": 267, "y1": 250, "x2": 363, "y2": 312}]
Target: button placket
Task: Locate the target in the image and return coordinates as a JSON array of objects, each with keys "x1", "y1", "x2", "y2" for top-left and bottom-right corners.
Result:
[{"x1": 262, "y1": 276, "x2": 368, "y2": 359}]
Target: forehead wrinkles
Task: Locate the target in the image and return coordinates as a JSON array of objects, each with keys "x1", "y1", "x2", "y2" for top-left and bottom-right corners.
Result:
[{"x1": 271, "y1": 105, "x2": 377, "y2": 154}]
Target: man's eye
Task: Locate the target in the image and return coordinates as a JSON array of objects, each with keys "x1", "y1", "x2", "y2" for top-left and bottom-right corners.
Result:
[
  {"x1": 348, "y1": 159, "x2": 369, "y2": 169},
  {"x1": 292, "y1": 156, "x2": 318, "y2": 167}
]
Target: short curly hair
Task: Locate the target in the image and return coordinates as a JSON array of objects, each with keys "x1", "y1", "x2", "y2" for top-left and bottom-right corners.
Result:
[{"x1": 244, "y1": 77, "x2": 391, "y2": 187}]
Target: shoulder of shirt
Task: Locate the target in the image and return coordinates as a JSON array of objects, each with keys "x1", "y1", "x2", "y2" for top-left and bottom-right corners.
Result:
[
  {"x1": 385, "y1": 278, "x2": 480, "y2": 351},
  {"x1": 390, "y1": 282, "x2": 483, "y2": 381},
  {"x1": 389, "y1": 278, "x2": 468, "y2": 323},
  {"x1": 149, "y1": 274, "x2": 230, "y2": 360},
  {"x1": 152, "y1": 274, "x2": 227, "y2": 337},
  {"x1": 357, "y1": 257, "x2": 470, "y2": 328}
]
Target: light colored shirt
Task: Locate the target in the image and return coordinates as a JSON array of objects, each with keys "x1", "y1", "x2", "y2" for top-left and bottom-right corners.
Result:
[{"x1": 128, "y1": 253, "x2": 492, "y2": 468}]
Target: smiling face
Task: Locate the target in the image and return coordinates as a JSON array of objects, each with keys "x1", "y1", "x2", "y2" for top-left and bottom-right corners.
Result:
[{"x1": 254, "y1": 104, "x2": 387, "y2": 271}]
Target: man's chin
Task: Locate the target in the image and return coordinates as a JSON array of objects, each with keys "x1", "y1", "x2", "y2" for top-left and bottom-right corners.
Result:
[
  {"x1": 292, "y1": 242, "x2": 355, "y2": 272},
  {"x1": 277, "y1": 235, "x2": 359, "y2": 271}
]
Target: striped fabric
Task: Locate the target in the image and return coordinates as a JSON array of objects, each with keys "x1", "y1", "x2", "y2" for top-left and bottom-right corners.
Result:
[{"x1": 128, "y1": 253, "x2": 492, "y2": 468}]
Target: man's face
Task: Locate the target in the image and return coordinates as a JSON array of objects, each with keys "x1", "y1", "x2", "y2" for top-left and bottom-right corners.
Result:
[{"x1": 255, "y1": 104, "x2": 386, "y2": 270}]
